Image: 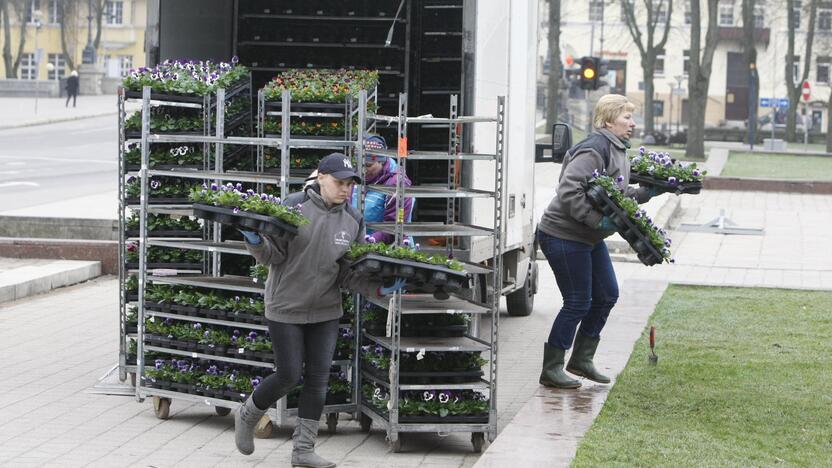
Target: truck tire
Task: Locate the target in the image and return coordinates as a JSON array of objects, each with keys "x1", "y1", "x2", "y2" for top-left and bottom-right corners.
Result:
[{"x1": 506, "y1": 262, "x2": 536, "y2": 317}]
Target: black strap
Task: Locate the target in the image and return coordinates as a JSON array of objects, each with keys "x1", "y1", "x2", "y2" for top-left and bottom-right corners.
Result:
[{"x1": 568, "y1": 132, "x2": 611, "y2": 168}]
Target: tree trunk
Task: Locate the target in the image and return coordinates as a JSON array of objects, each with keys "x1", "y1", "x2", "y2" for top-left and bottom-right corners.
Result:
[
  {"x1": 742, "y1": 0, "x2": 758, "y2": 145},
  {"x1": 1, "y1": 0, "x2": 14, "y2": 78},
  {"x1": 685, "y1": 0, "x2": 720, "y2": 159},
  {"x1": 642, "y1": 59, "x2": 656, "y2": 134},
  {"x1": 93, "y1": 0, "x2": 103, "y2": 52},
  {"x1": 12, "y1": 0, "x2": 30, "y2": 76},
  {"x1": 545, "y1": 0, "x2": 562, "y2": 128},
  {"x1": 59, "y1": 1, "x2": 77, "y2": 71},
  {"x1": 785, "y1": 0, "x2": 817, "y2": 142}
]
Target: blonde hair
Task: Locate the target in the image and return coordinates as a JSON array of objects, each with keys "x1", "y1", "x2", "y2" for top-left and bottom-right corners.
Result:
[{"x1": 593, "y1": 94, "x2": 635, "y2": 129}]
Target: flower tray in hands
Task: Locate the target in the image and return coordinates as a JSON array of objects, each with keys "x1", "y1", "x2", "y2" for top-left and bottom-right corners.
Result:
[
  {"x1": 630, "y1": 173, "x2": 703, "y2": 195},
  {"x1": 585, "y1": 182, "x2": 668, "y2": 267},
  {"x1": 190, "y1": 183, "x2": 308, "y2": 239}
]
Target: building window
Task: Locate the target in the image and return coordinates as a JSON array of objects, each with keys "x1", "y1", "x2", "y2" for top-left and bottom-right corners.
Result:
[
  {"x1": 25, "y1": 0, "x2": 41, "y2": 23},
  {"x1": 105, "y1": 1, "x2": 124, "y2": 25},
  {"x1": 817, "y1": 57, "x2": 830, "y2": 83},
  {"x1": 819, "y1": 10, "x2": 832, "y2": 31},
  {"x1": 719, "y1": 3, "x2": 733, "y2": 26},
  {"x1": 47, "y1": 0, "x2": 58, "y2": 24},
  {"x1": 620, "y1": 0, "x2": 634, "y2": 21},
  {"x1": 684, "y1": 2, "x2": 692, "y2": 25},
  {"x1": 119, "y1": 55, "x2": 133, "y2": 76},
  {"x1": 20, "y1": 53, "x2": 37, "y2": 80},
  {"x1": 683, "y1": 50, "x2": 690, "y2": 76},
  {"x1": 792, "y1": 55, "x2": 801, "y2": 82},
  {"x1": 653, "y1": 0, "x2": 668, "y2": 24},
  {"x1": 792, "y1": 1, "x2": 802, "y2": 29},
  {"x1": 753, "y1": 6, "x2": 764, "y2": 28},
  {"x1": 655, "y1": 50, "x2": 665, "y2": 75},
  {"x1": 47, "y1": 53, "x2": 66, "y2": 80},
  {"x1": 589, "y1": 0, "x2": 604, "y2": 22}
]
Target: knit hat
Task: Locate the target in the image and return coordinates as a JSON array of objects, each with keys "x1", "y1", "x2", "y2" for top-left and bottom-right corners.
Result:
[{"x1": 364, "y1": 135, "x2": 388, "y2": 162}]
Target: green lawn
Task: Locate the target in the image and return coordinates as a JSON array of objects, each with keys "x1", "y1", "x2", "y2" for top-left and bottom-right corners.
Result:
[
  {"x1": 572, "y1": 286, "x2": 832, "y2": 467},
  {"x1": 721, "y1": 151, "x2": 832, "y2": 180}
]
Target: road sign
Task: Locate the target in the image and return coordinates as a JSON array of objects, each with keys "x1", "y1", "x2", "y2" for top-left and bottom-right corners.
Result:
[
  {"x1": 802, "y1": 80, "x2": 811, "y2": 102},
  {"x1": 777, "y1": 98, "x2": 789, "y2": 108},
  {"x1": 760, "y1": 97, "x2": 772, "y2": 108}
]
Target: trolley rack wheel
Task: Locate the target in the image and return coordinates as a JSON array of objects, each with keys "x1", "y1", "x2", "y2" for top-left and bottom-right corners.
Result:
[
  {"x1": 359, "y1": 413, "x2": 372, "y2": 432},
  {"x1": 471, "y1": 432, "x2": 485, "y2": 453},
  {"x1": 326, "y1": 412, "x2": 338, "y2": 433},
  {"x1": 215, "y1": 406, "x2": 231, "y2": 416},
  {"x1": 153, "y1": 396, "x2": 171, "y2": 420},
  {"x1": 255, "y1": 414, "x2": 273, "y2": 439}
]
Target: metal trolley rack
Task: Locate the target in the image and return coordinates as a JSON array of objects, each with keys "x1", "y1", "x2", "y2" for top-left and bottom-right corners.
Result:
[
  {"x1": 125, "y1": 85, "x2": 374, "y2": 433},
  {"x1": 117, "y1": 78, "x2": 253, "y2": 386},
  {"x1": 355, "y1": 93, "x2": 505, "y2": 453}
]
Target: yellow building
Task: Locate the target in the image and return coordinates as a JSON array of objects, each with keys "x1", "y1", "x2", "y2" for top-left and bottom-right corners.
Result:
[{"x1": 0, "y1": 0, "x2": 146, "y2": 83}]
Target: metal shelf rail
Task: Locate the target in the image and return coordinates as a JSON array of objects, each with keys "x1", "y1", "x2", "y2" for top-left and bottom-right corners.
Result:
[{"x1": 355, "y1": 92, "x2": 505, "y2": 453}]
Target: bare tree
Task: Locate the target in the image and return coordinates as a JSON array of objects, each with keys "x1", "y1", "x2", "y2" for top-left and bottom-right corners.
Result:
[
  {"x1": 2, "y1": 0, "x2": 32, "y2": 78},
  {"x1": 92, "y1": 0, "x2": 104, "y2": 50},
  {"x1": 742, "y1": 0, "x2": 759, "y2": 145},
  {"x1": 58, "y1": 0, "x2": 79, "y2": 71},
  {"x1": 620, "y1": 0, "x2": 674, "y2": 135},
  {"x1": 785, "y1": 0, "x2": 817, "y2": 141},
  {"x1": 685, "y1": 0, "x2": 720, "y2": 158},
  {"x1": 546, "y1": 0, "x2": 562, "y2": 128}
]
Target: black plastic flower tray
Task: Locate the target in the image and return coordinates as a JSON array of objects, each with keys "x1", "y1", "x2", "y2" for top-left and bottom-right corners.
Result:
[
  {"x1": 348, "y1": 253, "x2": 470, "y2": 296},
  {"x1": 192, "y1": 203, "x2": 299, "y2": 238},
  {"x1": 169, "y1": 304, "x2": 200, "y2": 316},
  {"x1": 125, "y1": 229, "x2": 203, "y2": 238},
  {"x1": 145, "y1": 301, "x2": 171, "y2": 312},
  {"x1": 125, "y1": 262, "x2": 203, "y2": 271},
  {"x1": 585, "y1": 184, "x2": 665, "y2": 267},
  {"x1": 230, "y1": 311, "x2": 267, "y2": 325},
  {"x1": 363, "y1": 364, "x2": 483, "y2": 385},
  {"x1": 326, "y1": 393, "x2": 350, "y2": 406},
  {"x1": 630, "y1": 173, "x2": 703, "y2": 195},
  {"x1": 125, "y1": 197, "x2": 191, "y2": 205}
]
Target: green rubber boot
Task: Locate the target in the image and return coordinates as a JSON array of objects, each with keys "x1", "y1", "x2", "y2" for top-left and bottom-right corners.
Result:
[
  {"x1": 566, "y1": 334, "x2": 611, "y2": 384},
  {"x1": 539, "y1": 343, "x2": 581, "y2": 389}
]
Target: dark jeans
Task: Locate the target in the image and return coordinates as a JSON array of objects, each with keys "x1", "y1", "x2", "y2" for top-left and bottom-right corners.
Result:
[
  {"x1": 66, "y1": 92, "x2": 77, "y2": 107},
  {"x1": 251, "y1": 318, "x2": 339, "y2": 420},
  {"x1": 538, "y1": 230, "x2": 619, "y2": 349}
]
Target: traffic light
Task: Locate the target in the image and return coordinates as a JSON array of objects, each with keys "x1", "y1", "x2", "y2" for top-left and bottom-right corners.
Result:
[{"x1": 579, "y1": 56, "x2": 608, "y2": 90}]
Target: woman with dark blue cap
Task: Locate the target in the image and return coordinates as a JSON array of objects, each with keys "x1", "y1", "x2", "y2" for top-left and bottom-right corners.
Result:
[{"x1": 234, "y1": 153, "x2": 404, "y2": 467}]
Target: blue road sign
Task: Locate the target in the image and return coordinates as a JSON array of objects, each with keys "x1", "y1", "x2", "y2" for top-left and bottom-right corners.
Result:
[
  {"x1": 760, "y1": 98, "x2": 772, "y2": 108},
  {"x1": 777, "y1": 98, "x2": 789, "y2": 108}
]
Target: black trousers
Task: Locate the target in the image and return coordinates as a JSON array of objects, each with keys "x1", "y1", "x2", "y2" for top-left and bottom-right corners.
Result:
[
  {"x1": 251, "y1": 318, "x2": 339, "y2": 420},
  {"x1": 66, "y1": 92, "x2": 77, "y2": 107}
]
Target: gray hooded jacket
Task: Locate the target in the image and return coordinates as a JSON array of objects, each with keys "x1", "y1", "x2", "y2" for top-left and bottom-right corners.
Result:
[
  {"x1": 245, "y1": 184, "x2": 377, "y2": 324},
  {"x1": 538, "y1": 128, "x2": 651, "y2": 246}
]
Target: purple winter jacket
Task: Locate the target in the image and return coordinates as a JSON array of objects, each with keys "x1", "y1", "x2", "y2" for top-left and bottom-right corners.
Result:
[{"x1": 363, "y1": 158, "x2": 414, "y2": 244}]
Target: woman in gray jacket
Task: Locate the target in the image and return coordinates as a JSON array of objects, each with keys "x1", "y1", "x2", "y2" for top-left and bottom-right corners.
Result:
[
  {"x1": 537, "y1": 95, "x2": 657, "y2": 389},
  {"x1": 234, "y1": 153, "x2": 403, "y2": 467}
]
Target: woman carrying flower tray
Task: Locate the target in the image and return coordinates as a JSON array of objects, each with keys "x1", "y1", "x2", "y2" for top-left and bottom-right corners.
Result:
[
  {"x1": 537, "y1": 94, "x2": 660, "y2": 390},
  {"x1": 233, "y1": 153, "x2": 402, "y2": 468}
]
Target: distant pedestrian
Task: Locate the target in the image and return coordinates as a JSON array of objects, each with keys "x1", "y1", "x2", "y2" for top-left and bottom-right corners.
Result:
[{"x1": 65, "y1": 71, "x2": 79, "y2": 108}]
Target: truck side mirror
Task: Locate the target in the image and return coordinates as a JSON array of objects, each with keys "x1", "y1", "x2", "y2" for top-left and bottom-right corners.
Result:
[
  {"x1": 551, "y1": 123, "x2": 572, "y2": 163},
  {"x1": 534, "y1": 123, "x2": 573, "y2": 164}
]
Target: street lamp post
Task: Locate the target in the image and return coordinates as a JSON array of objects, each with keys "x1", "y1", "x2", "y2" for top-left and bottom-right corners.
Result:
[
  {"x1": 667, "y1": 82, "x2": 675, "y2": 134},
  {"x1": 674, "y1": 75, "x2": 684, "y2": 134},
  {"x1": 82, "y1": 0, "x2": 96, "y2": 64},
  {"x1": 33, "y1": 14, "x2": 42, "y2": 115}
]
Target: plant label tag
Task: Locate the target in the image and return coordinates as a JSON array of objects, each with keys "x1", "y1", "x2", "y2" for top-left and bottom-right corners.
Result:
[
  {"x1": 191, "y1": 353, "x2": 197, "y2": 358},
  {"x1": 446, "y1": 310, "x2": 455, "y2": 314},
  {"x1": 238, "y1": 348, "x2": 245, "y2": 354},
  {"x1": 398, "y1": 137, "x2": 408, "y2": 158},
  {"x1": 416, "y1": 349, "x2": 425, "y2": 360},
  {"x1": 406, "y1": 347, "x2": 415, "y2": 352},
  {"x1": 386, "y1": 297, "x2": 394, "y2": 337}
]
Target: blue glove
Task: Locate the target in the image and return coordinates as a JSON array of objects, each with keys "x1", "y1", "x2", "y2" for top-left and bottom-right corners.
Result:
[
  {"x1": 597, "y1": 216, "x2": 616, "y2": 231},
  {"x1": 239, "y1": 230, "x2": 261, "y2": 245},
  {"x1": 378, "y1": 277, "x2": 407, "y2": 296}
]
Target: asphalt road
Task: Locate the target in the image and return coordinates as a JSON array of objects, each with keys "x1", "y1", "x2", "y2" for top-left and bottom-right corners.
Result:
[{"x1": 0, "y1": 116, "x2": 117, "y2": 213}]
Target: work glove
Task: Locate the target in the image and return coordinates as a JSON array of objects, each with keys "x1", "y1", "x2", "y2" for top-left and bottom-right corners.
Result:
[
  {"x1": 238, "y1": 230, "x2": 262, "y2": 245},
  {"x1": 377, "y1": 277, "x2": 407, "y2": 296},
  {"x1": 597, "y1": 216, "x2": 616, "y2": 232}
]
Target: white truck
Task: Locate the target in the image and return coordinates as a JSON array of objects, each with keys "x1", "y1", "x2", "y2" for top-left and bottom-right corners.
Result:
[{"x1": 143, "y1": 0, "x2": 540, "y2": 315}]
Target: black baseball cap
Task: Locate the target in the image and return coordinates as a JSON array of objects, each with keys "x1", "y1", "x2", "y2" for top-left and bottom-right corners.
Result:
[{"x1": 317, "y1": 153, "x2": 361, "y2": 183}]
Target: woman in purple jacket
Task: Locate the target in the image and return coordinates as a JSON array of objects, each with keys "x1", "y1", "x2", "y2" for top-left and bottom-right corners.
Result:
[{"x1": 358, "y1": 135, "x2": 414, "y2": 244}]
